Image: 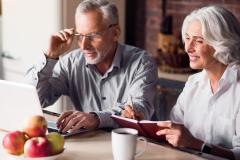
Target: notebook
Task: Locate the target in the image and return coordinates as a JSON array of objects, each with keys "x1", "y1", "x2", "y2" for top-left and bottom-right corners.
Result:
[
  {"x1": 0, "y1": 80, "x2": 88, "y2": 137},
  {"x1": 111, "y1": 115, "x2": 166, "y2": 142}
]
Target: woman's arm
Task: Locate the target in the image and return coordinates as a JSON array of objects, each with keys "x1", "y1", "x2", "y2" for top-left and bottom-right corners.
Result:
[{"x1": 157, "y1": 121, "x2": 235, "y2": 160}]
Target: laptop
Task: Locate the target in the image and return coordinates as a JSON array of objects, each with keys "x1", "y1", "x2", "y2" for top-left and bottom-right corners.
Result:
[{"x1": 0, "y1": 80, "x2": 88, "y2": 137}]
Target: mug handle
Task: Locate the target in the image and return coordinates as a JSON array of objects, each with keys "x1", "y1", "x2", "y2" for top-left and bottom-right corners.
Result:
[{"x1": 135, "y1": 136, "x2": 148, "y2": 157}]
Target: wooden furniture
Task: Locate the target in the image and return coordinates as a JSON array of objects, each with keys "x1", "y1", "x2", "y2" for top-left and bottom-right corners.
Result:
[
  {"x1": 158, "y1": 69, "x2": 190, "y2": 82},
  {"x1": 0, "y1": 112, "x2": 226, "y2": 160},
  {"x1": 0, "y1": 129, "x2": 207, "y2": 160},
  {"x1": 153, "y1": 77, "x2": 185, "y2": 121}
]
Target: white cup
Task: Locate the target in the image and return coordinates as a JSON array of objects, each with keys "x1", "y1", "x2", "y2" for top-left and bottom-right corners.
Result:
[{"x1": 111, "y1": 128, "x2": 148, "y2": 160}]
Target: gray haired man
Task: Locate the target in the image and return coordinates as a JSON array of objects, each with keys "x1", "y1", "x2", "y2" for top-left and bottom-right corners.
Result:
[{"x1": 25, "y1": 0, "x2": 157, "y2": 132}]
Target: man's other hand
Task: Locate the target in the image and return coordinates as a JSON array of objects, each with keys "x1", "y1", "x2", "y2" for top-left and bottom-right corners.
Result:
[{"x1": 56, "y1": 111, "x2": 100, "y2": 133}]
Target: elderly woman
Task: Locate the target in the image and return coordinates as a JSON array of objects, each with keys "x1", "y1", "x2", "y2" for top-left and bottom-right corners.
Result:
[{"x1": 156, "y1": 6, "x2": 240, "y2": 160}]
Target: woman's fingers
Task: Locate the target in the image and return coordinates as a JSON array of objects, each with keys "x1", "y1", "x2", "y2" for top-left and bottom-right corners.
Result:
[{"x1": 157, "y1": 121, "x2": 172, "y2": 128}]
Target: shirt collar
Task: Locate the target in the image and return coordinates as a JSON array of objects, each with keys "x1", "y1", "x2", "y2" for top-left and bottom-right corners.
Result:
[
  {"x1": 192, "y1": 65, "x2": 238, "y2": 85},
  {"x1": 219, "y1": 65, "x2": 238, "y2": 84},
  {"x1": 192, "y1": 70, "x2": 208, "y2": 85},
  {"x1": 110, "y1": 43, "x2": 122, "y2": 69}
]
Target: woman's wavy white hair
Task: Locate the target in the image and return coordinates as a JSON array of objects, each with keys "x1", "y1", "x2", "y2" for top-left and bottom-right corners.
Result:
[
  {"x1": 182, "y1": 6, "x2": 240, "y2": 66},
  {"x1": 75, "y1": 0, "x2": 119, "y2": 26}
]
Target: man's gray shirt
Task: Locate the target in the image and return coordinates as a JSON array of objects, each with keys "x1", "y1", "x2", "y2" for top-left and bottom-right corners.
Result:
[{"x1": 25, "y1": 43, "x2": 157, "y2": 128}]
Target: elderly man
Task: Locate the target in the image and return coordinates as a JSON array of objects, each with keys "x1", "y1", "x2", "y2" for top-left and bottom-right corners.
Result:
[{"x1": 25, "y1": 0, "x2": 157, "y2": 133}]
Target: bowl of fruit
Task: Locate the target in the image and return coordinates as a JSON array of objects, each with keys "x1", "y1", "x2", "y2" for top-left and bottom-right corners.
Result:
[{"x1": 2, "y1": 115, "x2": 65, "y2": 160}]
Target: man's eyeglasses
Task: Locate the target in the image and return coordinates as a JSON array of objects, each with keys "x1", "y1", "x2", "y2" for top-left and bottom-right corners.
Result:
[{"x1": 74, "y1": 24, "x2": 117, "y2": 42}]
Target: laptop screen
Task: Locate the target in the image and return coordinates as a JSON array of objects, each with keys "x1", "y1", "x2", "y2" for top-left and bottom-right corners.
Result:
[
  {"x1": 0, "y1": 80, "x2": 90, "y2": 137},
  {"x1": 0, "y1": 80, "x2": 43, "y2": 132}
]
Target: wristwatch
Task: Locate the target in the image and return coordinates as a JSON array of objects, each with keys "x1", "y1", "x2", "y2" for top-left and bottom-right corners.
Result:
[{"x1": 201, "y1": 143, "x2": 212, "y2": 153}]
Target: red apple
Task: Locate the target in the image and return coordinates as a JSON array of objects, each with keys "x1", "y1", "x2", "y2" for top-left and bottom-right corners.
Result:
[
  {"x1": 24, "y1": 137, "x2": 51, "y2": 157},
  {"x1": 2, "y1": 130, "x2": 27, "y2": 155},
  {"x1": 46, "y1": 132, "x2": 64, "y2": 155},
  {"x1": 23, "y1": 115, "x2": 47, "y2": 138}
]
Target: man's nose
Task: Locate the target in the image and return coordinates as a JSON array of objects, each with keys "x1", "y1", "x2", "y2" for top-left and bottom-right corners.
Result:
[{"x1": 79, "y1": 37, "x2": 90, "y2": 50}]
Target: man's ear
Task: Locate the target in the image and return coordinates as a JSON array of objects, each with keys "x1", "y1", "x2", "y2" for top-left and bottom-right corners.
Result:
[{"x1": 113, "y1": 25, "x2": 121, "y2": 42}]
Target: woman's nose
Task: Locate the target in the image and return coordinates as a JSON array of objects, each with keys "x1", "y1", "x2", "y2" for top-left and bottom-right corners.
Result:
[{"x1": 185, "y1": 40, "x2": 195, "y2": 53}]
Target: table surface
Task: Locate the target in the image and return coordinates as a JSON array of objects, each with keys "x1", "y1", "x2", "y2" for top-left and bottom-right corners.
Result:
[{"x1": 0, "y1": 115, "x2": 227, "y2": 160}]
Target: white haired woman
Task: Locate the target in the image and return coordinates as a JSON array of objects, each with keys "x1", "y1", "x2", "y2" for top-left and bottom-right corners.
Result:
[{"x1": 156, "y1": 6, "x2": 240, "y2": 160}]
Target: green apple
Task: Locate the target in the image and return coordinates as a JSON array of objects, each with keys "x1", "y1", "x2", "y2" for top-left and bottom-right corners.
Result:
[{"x1": 46, "y1": 132, "x2": 64, "y2": 155}]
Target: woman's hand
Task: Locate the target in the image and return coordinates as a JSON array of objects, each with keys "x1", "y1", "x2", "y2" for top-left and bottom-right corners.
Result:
[{"x1": 156, "y1": 121, "x2": 197, "y2": 148}]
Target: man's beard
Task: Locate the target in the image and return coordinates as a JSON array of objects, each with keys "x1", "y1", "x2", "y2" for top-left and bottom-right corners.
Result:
[{"x1": 84, "y1": 50, "x2": 108, "y2": 65}]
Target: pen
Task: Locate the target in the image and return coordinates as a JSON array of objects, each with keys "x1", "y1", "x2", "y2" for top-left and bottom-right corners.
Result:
[{"x1": 130, "y1": 96, "x2": 136, "y2": 120}]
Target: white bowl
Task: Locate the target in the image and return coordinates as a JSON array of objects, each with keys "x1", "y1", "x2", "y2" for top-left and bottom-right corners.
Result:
[
  {"x1": 7, "y1": 150, "x2": 64, "y2": 160},
  {"x1": 24, "y1": 151, "x2": 63, "y2": 160}
]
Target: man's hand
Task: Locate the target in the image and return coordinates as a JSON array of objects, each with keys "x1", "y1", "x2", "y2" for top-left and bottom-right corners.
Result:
[
  {"x1": 56, "y1": 111, "x2": 100, "y2": 133},
  {"x1": 156, "y1": 121, "x2": 197, "y2": 148},
  {"x1": 45, "y1": 28, "x2": 75, "y2": 59},
  {"x1": 121, "y1": 105, "x2": 144, "y2": 120}
]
